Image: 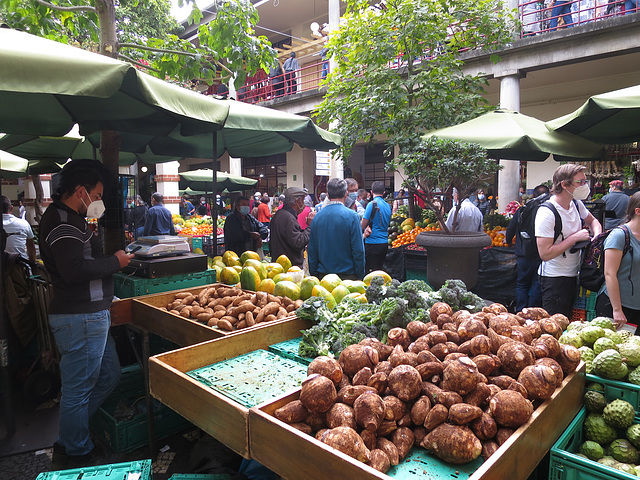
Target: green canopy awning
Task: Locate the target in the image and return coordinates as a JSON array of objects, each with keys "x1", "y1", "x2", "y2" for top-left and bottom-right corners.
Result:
[
  {"x1": 546, "y1": 84, "x2": 640, "y2": 144},
  {"x1": 422, "y1": 109, "x2": 605, "y2": 161},
  {"x1": 179, "y1": 169, "x2": 257, "y2": 193},
  {"x1": 0, "y1": 150, "x2": 29, "y2": 179}
]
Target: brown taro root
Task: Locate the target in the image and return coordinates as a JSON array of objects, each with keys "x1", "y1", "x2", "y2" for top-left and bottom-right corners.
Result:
[
  {"x1": 488, "y1": 314, "x2": 518, "y2": 336},
  {"x1": 443, "y1": 329, "x2": 461, "y2": 344},
  {"x1": 518, "y1": 364, "x2": 558, "y2": 400},
  {"x1": 410, "y1": 396, "x2": 432, "y2": 426},
  {"x1": 496, "y1": 428, "x2": 515, "y2": 445},
  {"x1": 555, "y1": 344, "x2": 581, "y2": 375},
  {"x1": 535, "y1": 357, "x2": 564, "y2": 387},
  {"x1": 441, "y1": 322, "x2": 458, "y2": 333},
  {"x1": 383, "y1": 395, "x2": 406, "y2": 421},
  {"x1": 470, "y1": 412, "x2": 498, "y2": 440},
  {"x1": 441, "y1": 356, "x2": 479, "y2": 396},
  {"x1": 377, "y1": 437, "x2": 400, "y2": 466},
  {"x1": 360, "y1": 429, "x2": 377, "y2": 451},
  {"x1": 524, "y1": 320, "x2": 543, "y2": 339},
  {"x1": 549, "y1": 313, "x2": 570, "y2": 331},
  {"x1": 497, "y1": 342, "x2": 535, "y2": 377},
  {"x1": 457, "y1": 317, "x2": 488, "y2": 342},
  {"x1": 458, "y1": 335, "x2": 491, "y2": 357},
  {"x1": 423, "y1": 404, "x2": 449, "y2": 430},
  {"x1": 518, "y1": 307, "x2": 549, "y2": 321},
  {"x1": 488, "y1": 328, "x2": 513, "y2": 355},
  {"x1": 412, "y1": 426, "x2": 428, "y2": 445},
  {"x1": 274, "y1": 400, "x2": 309, "y2": 424},
  {"x1": 421, "y1": 424, "x2": 482, "y2": 464},
  {"x1": 352, "y1": 367, "x2": 373, "y2": 386},
  {"x1": 531, "y1": 334, "x2": 562, "y2": 359},
  {"x1": 482, "y1": 440, "x2": 500, "y2": 460},
  {"x1": 437, "y1": 391, "x2": 463, "y2": 409},
  {"x1": 409, "y1": 335, "x2": 431, "y2": 354},
  {"x1": 510, "y1": 326, "x2": 533, "y2": 345},
  {"x1": 388, "y1": 365, "x2": 423, "y2": 402},
  {"x1": 430, "y1": 302, "x2": 453, "y2": 322},
  {"x1": 374, "y1": 360, "x2": 393, "y2": 376},
  {"x1": 337, "y1": 385, "x2": 377, "y2": 405},
  {"x1": 443, "y1": 353, "x2": 467, "y2": 366},
  {"x1": 489, "y1": 375, "x2": 517, "y2": 390},
  {"x1": 290, "y1": 422, "x2": 314, "y2": 435},
  {"x1": 305, "y1": 411, "x2": 327, "y2": 431},
  {"x1": 337, "y1": 374, "x2": 351, "y2": 390},
  {"x1": 421, "y1": 382, "x2": 444, "y2": 405},
  {"x1": 430, "y1": 342, "x2": 454, "y2": 360},
  {"x1": 377, "y1": 420, "x2": 399, "y2": 436},
  {"x1": 326, "y1": 402, "x2": 357, "y2": 429},
  {"x1": 472, "y1": 354, "x2": 499, "y2": 376},
  {"x1": 315, "y1": 428, "x2": 329, "y2": 441},
  {"x1": 507, "y1": 381, "x2": 529, "y2": 399},
  {"x1": 407, "y1": 320, "x2": 431, "y2": 339},
  {"x1": 416, "y1": 350, "x2": 440, "y2": 364},
  {"x1": 436, "y1": 314, "x2": 454, "y2": 328},
  {"x1": 307, "y1": 356, "x2": 343, "y2": 385},
  {"x1": 387, "y1": 328, "x2": 412, "y2": 350},
  {"x1": 320, "y1": 427, "x2": 371, "y2": 463},
  {"x1": 487, "y1": 384, "x2": 503, "y2": 399},
  {"x1": 448, "y1": 403, "x2": 483, "y2": 425},
  {"x1": 416, "y1": 362, "x2": 444, "y2": 380},
  {"x1": 397, "y1": 412, "x2": 413, "y2": 428},
  {"x1": 489, "y1": 390, "x2": 534, "y2": 428},
  {"x1": 451, "y1": 309, "x2": 472, "y2": 325},
  {"x1": 367, "y1": 371, "x2": 388, "y2": 394},
  {"x1": 464, "y1": 383, "x2": 491, "y2": 408},
  {"x1": 339, "y1": 344, "x2": 379, "y2": 377},
  {"x1": 484, "y1": 303, "x2": 508, "y2": 314},
  {"x1": 389, "y1": 345, "x2": 419, "y2": 368},
  {"x1": 392, "y1": 427, "x2": 415, "y2": 459},
  {"x1": 427, "y1": 330, "x2": 449, "y2": 346},
  {"x1": 300, "y1": 374, "x2": 337, "y2": 413},
  {"x1": 538, "y1": 317, "x2": 563, "y2": 339},
  {"x1": 368, "y1": 449, "x2": 391, "y2": 473},
  {"x1": 354, "y1": 391, "x2": 386, "y2": 432},
  {"x1": 360, "y1": 337, "x2": 393, "y2": 361}
]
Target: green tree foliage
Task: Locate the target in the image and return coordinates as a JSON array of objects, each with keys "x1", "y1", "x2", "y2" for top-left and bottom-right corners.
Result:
[{"x1": 315, "y1": 0, "x2": 517, "y2": 159}]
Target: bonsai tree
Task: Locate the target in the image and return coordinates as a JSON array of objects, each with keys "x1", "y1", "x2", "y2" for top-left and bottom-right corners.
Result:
[{"x1": 390, "y1": 137, "x2": 502, "y2": 234}]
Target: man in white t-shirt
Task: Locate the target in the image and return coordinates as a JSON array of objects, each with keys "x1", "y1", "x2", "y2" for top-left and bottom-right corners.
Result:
[
  {"x1": 535, "y1": 164, "x2": 602, "y2": 317},
  {"x1": 2, "y1": 195, "x2": 36, "y2": 262}
]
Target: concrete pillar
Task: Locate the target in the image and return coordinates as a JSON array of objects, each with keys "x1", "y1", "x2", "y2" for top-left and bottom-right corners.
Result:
[
  {"x1": 286, "y1": 145, "x2": 304, "y2": 187},
  {"x1": 328, "y1": 0, "x2": 340, "y2": 74},
  {"x1": 229, "y1": 156, "x2": 242, "y2": 176},
  {"x1": 155, "y1": 161, "x2": 181, "y2": 214},
  {"x1": 497, "y1": 74, "x2": 521, "y2": 213},
  {"x1": 302, "y1": 149, "x2": 316, "y2": 194}
]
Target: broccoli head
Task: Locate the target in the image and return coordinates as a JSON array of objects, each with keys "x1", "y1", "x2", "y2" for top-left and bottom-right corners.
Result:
[
  {"x1": 298, "y1": 324, "x2": 334, "y2": 358},
  {"x1": 396, "y1": 280, "x2": 433, "y2": 309},
  {"x1": 331, "y1": 331, "x2": 366, "y2": 357},
  {"x1": 296, "y1": 297, "x2": 335, "y2": 324},
  {"x1": 375, "y1": 297, "x2": 409, "y2": 329}
]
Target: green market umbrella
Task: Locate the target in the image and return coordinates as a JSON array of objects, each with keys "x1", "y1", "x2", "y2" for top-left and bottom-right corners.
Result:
[
  {"x1": 422, "y1": 109, "x2": 605, "y2": 161},
  {"x1": 0, "y1": 150, "x2": 29, "y2": 179},
  {"x1": 180, "y1": 169, "x2": 258, "y2": 193},
  {"x1": 546, "y1": 84, "x2": 640, "y2": 144}
]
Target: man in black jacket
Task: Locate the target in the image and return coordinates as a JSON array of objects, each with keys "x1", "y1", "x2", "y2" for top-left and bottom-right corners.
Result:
[
  {"x1": 224, "y1": 196, "x2": 269, "y2": 255},
  {"x1": 269, "y1": 187, "x2": 315, "y2": 268},
  {"x1": 39, "y1": 162, "x2": 133, "y2": 468}
]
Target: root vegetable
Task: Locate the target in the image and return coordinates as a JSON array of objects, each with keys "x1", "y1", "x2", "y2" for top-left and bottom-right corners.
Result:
[
  {"x1": 421, "y1": 382, "x2": 444, "y2": 405},
  {"x1": 497, "y1": 342, "x2": 535, "y2": 377},
  {"x1": 482, "y1": 440, "x2": 500, "y2": 460},
  {"x1": 555, "y1": 344, "x2": 581, "y2": 375},
  {"x1": 496, "y1": 427, "x2": 515, "y2": 445},
  {"x1": 423, "y1": 403, "x2": 448, "y2": 430},
  {"x1": 217, "y1": 319, "x2": 234, "y2": 331},
  {"x1": 416, "y1": 362, "x2": 444, "y2": 380},
  {"x1": 421, "y1": 424, "x2": 482, "y2": 464},
  {"x1": 430, "y1": 302, "x2": 453, "y2": 322},
  {"x1": 406, "y1": 321, "x2": 431, "y2": 339},
  {"x1": 337, "y1": 385, "x2": 377, "y2": 405},
  {"x1": 489, "y1": 390, "x2": 533, "y2": 428},
  {"x1": 359, "y1": 337, "x2": 393, "y2": 361},
  {"x1": 518, "y1": 364, "x2": 557, "y2": 400},
  {"x1": 441, "y1": 356, "x2": 479, "y2": 396},
  {"x1": 470, "y1": 412, "x2": 498, "y2": 440},
  {"x1": 427, "y1": 331, "x2": 448, "y2": 346},
  {"x1": 457, "y1": 317, "x2": 488, "y2": 342},
  {"x1": 389, "y1": 346, "x2": 418, "y2": 368},
  {"x1": 354, "y1": 391, "x2": 386, "y2": 432},
  {"x1": 376, "y1": 438, "x2": 400, "y2": 466},
  {"x1": 397, "y1": 412, "x2": 412, "y2": 428},
  {"x1": 387, "y1": 328, "x2": 411, "y2": 350},
  {"x1": 338, "y1": 345, "x2": 379, "y2": 377},
  {"x1": 383, "y1": 395, "x2": 406, "y2": 421},
  {"x1": 539, "y1": 317, "x2": 563, "y2": 338},
  {"x1": 535, "y1": 357, "x2": 564, "y2": 387},
  {"x1": 549, "y1": 313, "x2": 569, "y2": 330},
  {"x1": 410, "y1": 396, "x2": 432, "y2": 426},
  {"x1": 360, "y1": 429, "x2": 377, "y2": 451},
  {"x1": 300, "y1": 374, "x2": 337, "y2": 413},
  {"x1": 352, "y1": 367, "x2": 373, "y2": 386},
  {"x1": 412, "y1": 426, "x2": 428, "y2": 446},
  {"x1": 458, "y1": 335, "x2": 491, "y2": 357},
  {"x1": 367, "y1": 372, "x2": 388, "y2": 395},
  {"x1": 374, "y1": 361, "x2": 393, "y2": 376},
  {"x1": 376, "y1": 420, "x2": 398, "y2": 436},
  {"x1": 326, "y1": 403, "x2": 357, "y2": 429},
  {"x1": 448, "y1": 403, "x2": 483, "y2": 425},
  {"x1": 274, "y1": 401, "x2": 309, "y2": 423},
  {"x1": 305, "y1": 412, "x2": 327, "y2": 431},
  {"x1": 308, "y1": 356, "x2": 344, "y2": 385},
  {"x1": 531, "y1": 334, "x2": 561, "y2": 359},
  {"x1": 430, "y1": 342, "x2": 455, "y2": 360},
  {"x1": 518, "y1": 307, "x2": 548, "y2": 321},
  {"x1": 436, "y1": 391, "x2": 463, "y2": 409},
  {"x1": 463, "y1": 383, "x2": 491, "y2": 408},
  {"x1": 510, "y1": 326, "x2": 533, "y2": 345},
  {"x1": 472, "y1": 355, "x2": 499, "y2": 376},
  {"x1": 290, "y1": 422, "x2": 314, "y2": 435},
  {"x1": 368, "y1": 449, "x2": 391, "y2": 473},
  {"x1": 391, "y1": 427, "x2": 415, "y2": 459},
  {"x1": 388, "y1": 365, "x2": 422, "y2": 402},
  {"x1": 320, "y1": 427, "x2": 371, "y2": 463},
  {"x1": 416, "y1": 350, "x2": 440, "y2": 364}
]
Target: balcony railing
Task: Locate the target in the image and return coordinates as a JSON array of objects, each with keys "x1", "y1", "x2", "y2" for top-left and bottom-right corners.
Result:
[{"x1": 217, "y1": 4, "x2": 637, "y2": 105}]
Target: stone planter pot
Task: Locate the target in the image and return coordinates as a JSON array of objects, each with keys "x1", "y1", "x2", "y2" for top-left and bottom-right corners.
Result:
[{"x1": 415, "y1": 231, "x2": 492, "y2": 290}]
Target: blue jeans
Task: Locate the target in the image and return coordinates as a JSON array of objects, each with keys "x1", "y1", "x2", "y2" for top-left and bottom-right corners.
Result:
[
  {"x1": 625, "y1": 0, "x2": 637, "y2": 13},
  {"x1": 49, "y1": 310, "x2": 121, "y2": 456},
  {"x1": 321, "y1": 60, "x2": 329, "y2": 79},
  {"x1": 549, "y1": 1, "x2": 574, "y2": 30},
  {"x1": 516, "y1": 257, "x2": 542, "y2": 312}
]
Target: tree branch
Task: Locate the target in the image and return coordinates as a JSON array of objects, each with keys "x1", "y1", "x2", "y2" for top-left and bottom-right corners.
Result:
[
  {"x1": 117, "y1": 53, "x2": 161, "y2": 73},
  {"x1": 34, "y1": 0, "x2": 97, "y2": 13},
  {"x1": 118, "y1": 43, "x2": 234, "y2": 75}
]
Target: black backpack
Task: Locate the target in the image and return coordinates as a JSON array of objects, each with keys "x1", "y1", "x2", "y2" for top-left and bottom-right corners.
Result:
[{"x1": 579, "y1": 225, "x2": 633, "y2": 292}]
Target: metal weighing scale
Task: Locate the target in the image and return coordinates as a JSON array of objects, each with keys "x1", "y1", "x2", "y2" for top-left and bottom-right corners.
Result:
[{"x1": 123, "y1": 236, "x2": 208, "y2": 278}]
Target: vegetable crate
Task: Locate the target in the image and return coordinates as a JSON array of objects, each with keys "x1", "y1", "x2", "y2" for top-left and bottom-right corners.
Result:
[
  {"x1": 549, "y1": 407, "x2": 639, "y2": 480},
  {"x1": 585, "y1": 373, "x2": 640, "y2": 419},
  {"x1": 89, "y1": 364, "x2": 193, "y2": 453},
  {"x1": 404, "y1": 249, "x2": 429, "y2": 283},
  {"x1": 573, "y1": 287, "x2": 597, "y2": 311},
  {"x1": 248, "y1": 365, "x2": 585, "y2": 480},
  {"x1": 113, "y1": 270, "x2": 216, "y2": 298},
  {"x1": 36, "y1": 459, "x2": 152, "y2": 480},
  {"x1": 148, "y1": 317, "x2": 313, "y2": 458},
  {"x1": 267, "y1": 337, "x2": 313, "y2": 365}
]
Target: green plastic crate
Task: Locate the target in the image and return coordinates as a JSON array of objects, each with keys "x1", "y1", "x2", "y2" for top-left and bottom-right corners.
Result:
[
  {"x1": 268, "y1": 337, "x2": 313, "y2": 365},
  {"x1": 187, "y1": 349, "x2": 308, "y2": 408},
  {"x1": 112, "y1": 270, "x2": 216, "y2": 298},
  {"x1": 192, "y1": 236, "x2": 204, "y2": 252},
  {"x1": 36, "y1": 460, "x2": 152, "y2": 480},
  {"x1": 585, "y1": 373, "x2": 640, "y2": 418},
  {"x1": 550, "y1": 407, "x2": 639, "y2": 480},
  {"x1": 405, "y1": 268, "x2": 429, "y2": 282},
  {"x1": 89, "y1": 365, "x2": 192, "y2": 453},
  {"x1": 168, "y1": 475, "x2": 232, "y2": 480},
  {"x1": 386, "y1": 447, "x2": 483, "y2": 479}
]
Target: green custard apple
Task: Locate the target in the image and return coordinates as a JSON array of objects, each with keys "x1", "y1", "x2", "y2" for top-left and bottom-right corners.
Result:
[
  {"x1": 567, "y1": 321, "x2": 588, "y2": 332},
  {"x1": 619, "y1": 342, "x2": 640, "y2": 367},
  {"x1": 559, "y1": 331, "x2": 584, "y2": 348},
  {"x1": 628, "y1": 365, "x2": 640, "y2": 386},
  {"x1": 580, "y1": 440, "x2": 605, "y2": 460},
  {"x1": 598, "y1": 456, "x2": 617, "y2": 467},
  {"x1": 593, "y1": 349, "x2": 625, "y2": 378},
  {"x1": 608, "y1": 439, "x2": 639, "y2": 464},
  {"x1": 604, "y1": 329, "x2": 624, "y2": 345},
  {"x1": 584, "y1": 391, "x2": 607, "y2": 413},
  {"x1": 627, "y1": 424, "x2": 640, "y2": 449},
  {"x1": 580, "y1": 326, "x2": 606, "y2": 346},
  {"x1": 584, "y1": 414, "x2": 619, "y2": 445},
  {"x1": 594, "y1": 338, "x2": 618, "y2": 355},
  {"x1": 579, "y1": 346, "x2": 596, "y2": 363},
  {"x1": 612, "y1": 462, "x2": 637, "y2": 475},
  {"x1": 590, "y1": 317, "x2": 615, "y2": 330},
  {"x1": 603, "y1": 399, "x2": 636, "y2": 429}
]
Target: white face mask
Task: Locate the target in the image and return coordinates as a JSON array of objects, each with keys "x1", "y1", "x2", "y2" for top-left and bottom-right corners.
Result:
[
  {"x1": 82, "y1": 192, "x2": 106, "y2": 218},
  {"x1": 572, "y1": 183, "x2": 590, "y2": 201}
]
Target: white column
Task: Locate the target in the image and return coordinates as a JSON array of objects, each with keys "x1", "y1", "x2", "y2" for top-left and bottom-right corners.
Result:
[
  {"x1": 229, "y1": 156, "x2": 242, "y2": 176},
  {"x1": 155, "y1": 161, "x2": 181, "y2": 215},
  {"x1": 286, "y1": 145, "x2": 305, "y2": 187},
  {"x1": 497, "y1": 74, "x2": 521, "y2": 213}
]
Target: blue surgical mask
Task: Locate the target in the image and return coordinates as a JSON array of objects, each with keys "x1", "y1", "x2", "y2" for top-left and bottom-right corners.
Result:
[
  {"x1": 477, "y1": 194, "x2": 485, "y2": 201},
  {"x1": 239, "y1": 206, "x2": 250, "y2": 215},
  {"x1": 349, "y1": 192, "x2": 357, "y2": 200}
]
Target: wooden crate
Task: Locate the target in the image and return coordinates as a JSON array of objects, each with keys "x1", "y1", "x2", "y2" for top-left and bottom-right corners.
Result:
[
  {"x1": 132, "y1": 284, "x2": 296, "y2": 346},
  {"x1": 248, "y1": 364, "x2": 586, "y2": 480},
  {"x1": 148, "y1": 317, "x2": 312, "y2": 458}
]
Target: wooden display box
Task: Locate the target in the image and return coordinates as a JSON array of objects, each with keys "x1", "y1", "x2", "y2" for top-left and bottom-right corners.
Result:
[
  {"x1": 131, "y1": 284, "x2": 296, "y2": 346},
  {"x1": 248, "y1": 364, "x2": 586, "y2": 480},
  {"x1": 148, "y1": 317, "x2": 312, "y2": 458}
]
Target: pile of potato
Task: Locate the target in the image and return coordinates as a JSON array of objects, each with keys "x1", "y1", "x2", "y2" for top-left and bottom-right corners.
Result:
[
  {"x1": 162, "y1": 285, "x2": 303, "y2": 331},
  {"x1": 273, "y1": 303, "x2": 581, "y2": 473}
]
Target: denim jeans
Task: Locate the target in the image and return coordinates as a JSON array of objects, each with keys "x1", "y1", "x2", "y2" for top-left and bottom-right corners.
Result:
[
  {"x1": 516, "y1": 257, "x2": 542, "y2": 312},
  {"x1": 49, "y1": 309, "x2": 121, "y2": 456},
  {"x1": 549, "y1": 1, "x2": 574, "y2": 30},
  {"x1": 625, "y1": 0, "x2": 637, "y2": 13}
]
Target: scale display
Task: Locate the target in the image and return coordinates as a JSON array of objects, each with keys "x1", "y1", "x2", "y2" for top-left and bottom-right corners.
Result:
[{"x1": 125, "y1": 235, "x2": 190, "y2": 258}]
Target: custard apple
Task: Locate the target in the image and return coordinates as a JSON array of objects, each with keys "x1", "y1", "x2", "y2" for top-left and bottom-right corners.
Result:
[
  {"x1": 584, "y1": 414, "x2": 618, "y2": 444},
  {"x1": 619, "y1": 342, "x2": 640, "y2": 367},
  {"x1": 603, "y1": 399, "x2": 636, "y2": 429},
  {"x1": 627, "y1": 424, "x2": 640, "y2": 449},
  {"x1": 618, "y1": 331, "x2": 634, "y2": 342},
  {"x1": 598, "y1": 456, "x2": 617, "y2": 467},
  {"x1": 581, "y1": 326, "x2": 606, "y2": 346},
  {"x1": 594, "y1": 338, "x2": 618, "y2": 355},
  {"x1": 627, "y1": 336, "x2": 640, "y2": 347},
  {"x1": 584, "y1": 391, "x2": 607, "y2": 413},
  {"x1": 579, "y1": 346, "x2": 596, "y2": 363},
  {"x1": 593, "y1": 349, "x2": 625, "y2": 378},
  {"x1": 587, "y1": 382, "x2": 606, "y2": 392},
  {"x1": 628, "y1": 365, "x2": 640, "y2": 386},
  {"x1": 590, "y1": 317, "x2": 615, "y2": 330},
  {"x1": 612, "y1": 462, "x2": 637, "y2": 475},
  {"x1": 608, "y1": 363, "x2": 629, "y2": 380},
  {"x1": 559, "y1": 331, "x2": 584, "y2": 348},
  {"x1": 609, "y1": 439, "x2": 639, "y2": 464},
  {"x1": 580, "y1": 440, "x2": 604, "y2": 460},
  {"x1": 604, "y1": 329, "x2": 624, "y2": 345},
  {"x1": 567, "y1": 321, "x2": 588, "y2": 332}
]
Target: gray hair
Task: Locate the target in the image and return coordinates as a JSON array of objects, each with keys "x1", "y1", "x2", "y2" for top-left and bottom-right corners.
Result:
[
  {"x1": 327, "y1": 178, "x2": 347, "y2": 200},
  {"x1": 319, "y1": 192, "x2": 326, "y2": 201},
  {"x1": 152, "y1": 192, "x2": 164, "y2": 203}
]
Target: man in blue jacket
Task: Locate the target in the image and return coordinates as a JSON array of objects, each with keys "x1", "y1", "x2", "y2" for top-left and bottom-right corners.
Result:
[
  {"x1": 143, "y1": 192, "x2": 175, "y2": 236},
  {"x1": 308, "y1": 178, "x2": 365, "y2": 280}
]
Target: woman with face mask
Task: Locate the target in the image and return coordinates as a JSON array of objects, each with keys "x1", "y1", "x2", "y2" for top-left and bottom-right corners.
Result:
[
  {"x1": 474, "y1": 189, "x2": 490, "y2": 216},
  {"x1": 223, "y1": 196, "x2": 269, "y2": 255},
  {"x1": 602, "y1": 179, "x2": 630, "y2": 230}
]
